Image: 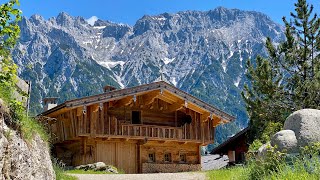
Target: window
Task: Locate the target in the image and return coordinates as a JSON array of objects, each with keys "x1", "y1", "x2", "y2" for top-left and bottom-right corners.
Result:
[
  {"x1": 164, "y1": 153, "x2": 172, "y2": 162},
  {"x1": 148, "y1": 153, "x2": 155, "y2": 162},
  {"x1": 180, "y1": 153, "x2": 187, "y2": 163},
  {"x1": 132, "y1": 111, "x2": 141, "y2": 124}
]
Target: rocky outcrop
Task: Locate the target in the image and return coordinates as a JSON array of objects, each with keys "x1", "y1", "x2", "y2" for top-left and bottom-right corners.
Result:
[
  {"x1": 271, "y1": 130, "x2": 298, "y2": 153},
  {"x1": 284, "y1": 109, "x2": 320, "y2": 148},
  {"x1": 0, "y1": 99, "x2": 55, "y2": 180}
]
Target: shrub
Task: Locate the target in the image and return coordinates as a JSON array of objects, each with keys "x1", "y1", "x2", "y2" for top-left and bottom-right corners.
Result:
[{"x1": 247, "y1": 144, "x2": 286, "y2": 180}]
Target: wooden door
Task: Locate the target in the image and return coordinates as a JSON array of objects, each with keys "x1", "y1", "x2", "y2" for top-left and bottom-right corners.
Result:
[{"x1": 96, "y1": 141, "x2": 137, "y2": 173}]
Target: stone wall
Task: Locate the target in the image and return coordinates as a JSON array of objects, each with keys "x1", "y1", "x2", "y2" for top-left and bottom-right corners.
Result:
[{"x1": 142, "y1": 163, "x2": 201, "y2": 173}]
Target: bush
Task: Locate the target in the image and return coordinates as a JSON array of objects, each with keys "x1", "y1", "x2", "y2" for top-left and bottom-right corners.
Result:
[
  {"x1": 247, "y1": 145, "x2": 286, "y2": 180},
  {"x1": 249, "y1": 139, "x2": 263, "y2": 151},
  {"x1": 245, "y1": 143, "x2": 320, "y2": 180}
]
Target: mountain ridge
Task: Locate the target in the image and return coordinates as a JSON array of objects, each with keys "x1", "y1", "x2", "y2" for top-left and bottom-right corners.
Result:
[{"x1": 13, "y1": 7, "x2": 285, "y2": 144}]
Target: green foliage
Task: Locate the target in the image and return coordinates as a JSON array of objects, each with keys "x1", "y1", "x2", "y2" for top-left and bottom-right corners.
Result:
[
  {"x1": 300, "y1": 142, "x2": 320, "y2": 156},
  {"x1": 0, "y1": 0, "x2": 21, "y2": 57},
  {"x1": 0, "y1": 0, "x2": 21, "y2": 101},
  {"x1": 247, "y1": 145, "x2": 287, "y2": 180},
  {"x1": 208, "y1": 143, "x2": 320, "y2": 180},
  {"x1": 249, "y1": 139, "x2": 263, "y2": 151},
  {"x1": 0, "y1": 0, "x2": 48, "y2": 142},
  {"x1": 242, "y1": 0, "x2": 320, "y2": 144}
]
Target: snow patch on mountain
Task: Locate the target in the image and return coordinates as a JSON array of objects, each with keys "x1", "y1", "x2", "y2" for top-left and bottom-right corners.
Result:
[
  {"x1": 86, "y1": 16, "x2": 98, "y2": 26},
  {"x1": 163, "y1": 57, "x2": 175, "y2": 65},
  {"x1": 98, "y1": 60, "x2": 125, "y2": 69}
]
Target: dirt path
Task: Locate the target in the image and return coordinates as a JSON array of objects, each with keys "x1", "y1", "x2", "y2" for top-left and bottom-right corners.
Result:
[{"x1": 69, "y1": 172, "x2": 207, "y2": 180}]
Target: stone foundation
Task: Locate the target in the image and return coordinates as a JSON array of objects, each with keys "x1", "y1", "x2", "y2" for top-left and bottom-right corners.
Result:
[{"x1": 142, "y1": 163, "x2": 201, "y2": 173}]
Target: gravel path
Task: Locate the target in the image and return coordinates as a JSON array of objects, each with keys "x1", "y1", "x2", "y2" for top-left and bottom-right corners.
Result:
[{"x1": 69, "y1": 172, "x2": 207, "y2": 180}]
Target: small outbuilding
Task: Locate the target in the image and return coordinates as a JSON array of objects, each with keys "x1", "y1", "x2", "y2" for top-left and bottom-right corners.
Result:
[{"x1": 211, "y1": 127, "x2": 249, "y2": 164}]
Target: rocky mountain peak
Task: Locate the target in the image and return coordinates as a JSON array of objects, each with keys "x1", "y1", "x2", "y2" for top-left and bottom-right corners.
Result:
[
  {"x1": 29, "y1": 14, "x2": 45, "y2": 25},
  {"x1": 13, "y1": 7, "x2": 285, "y2": 144},
  {"x1": 56, "y1": 12, "x2": 74, "y2": 26}
]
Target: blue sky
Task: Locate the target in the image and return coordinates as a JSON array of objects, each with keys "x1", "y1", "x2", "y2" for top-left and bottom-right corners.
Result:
[{"x1": 19, "y1": 0, "x2": 320, "y2": 25}]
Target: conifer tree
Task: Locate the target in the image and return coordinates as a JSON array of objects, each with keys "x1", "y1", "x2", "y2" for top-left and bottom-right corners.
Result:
[{"x1": 242, "y1": 0, "x2": 320, "y2": 143}]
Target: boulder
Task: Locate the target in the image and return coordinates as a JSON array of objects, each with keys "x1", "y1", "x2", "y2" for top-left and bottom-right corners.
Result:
[
  {"x1": 271, "y1": 130, "x2": 298, "y2": 153},
  {"x1": 93, "y1": 162, "x2": 107, "y2": 171},
  {"x1": 106, "y1": 165, "x2": 118, "y2": 174},
  {"x1": 284, "y1": 109, "x2": 320, "y2": 148},
  {"x1": 257, "y1": 142, "x2": 270, "y2": 158}
]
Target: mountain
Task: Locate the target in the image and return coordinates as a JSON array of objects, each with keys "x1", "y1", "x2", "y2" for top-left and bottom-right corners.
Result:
[{"x1": 13, "y1": 7, "x2": 284, "y2": 144}]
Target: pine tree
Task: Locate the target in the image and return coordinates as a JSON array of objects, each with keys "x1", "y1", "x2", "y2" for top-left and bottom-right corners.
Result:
[{"x1": 242, "y1": 0, "x2": 320, "y2": 144}]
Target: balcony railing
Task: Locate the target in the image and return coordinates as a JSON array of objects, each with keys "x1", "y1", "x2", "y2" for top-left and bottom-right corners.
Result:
[
  {"x1": 52, "y1": 114, "x2": 213, "y2": 144},
  {"x1": 121, "y1": 124, "x2": 183, "y2": 140}
]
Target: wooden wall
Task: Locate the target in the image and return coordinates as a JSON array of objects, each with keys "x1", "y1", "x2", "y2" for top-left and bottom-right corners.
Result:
[
  {"x1": 140, "y1": 141, "x2": 200, "y2": 165},
  {"x1": 50, "y1": 98, "x2": 215, "y2": 144}
]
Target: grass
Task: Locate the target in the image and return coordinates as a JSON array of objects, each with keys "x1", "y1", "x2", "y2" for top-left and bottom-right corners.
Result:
[
  {"x1": 0, "y1": 84, "x2": 49, "y2": 142},
  {"x1": 206, "y1": 166, "x2": 248, "y2": 180},
  {"x1": 66, "y1": 169, "x2": 114, "y2": 174},
  {"x1": 206, "y1": 156, "x2": 320, "y2": 180},
  {"x1": 54, "y1": 164, "x2": 78, "y2": 180}
]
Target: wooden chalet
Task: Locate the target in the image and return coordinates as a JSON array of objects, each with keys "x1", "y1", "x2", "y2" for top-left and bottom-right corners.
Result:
[{"x1": 39, "y1": 81, "x2": 235, "y2": 173}]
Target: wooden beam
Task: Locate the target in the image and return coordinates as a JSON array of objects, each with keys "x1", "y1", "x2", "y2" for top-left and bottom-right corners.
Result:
[
  {"x1": 212, "y1": 114, "x2": 223, "y2": 127},
  {"x1": 201, "y1": 112, "x2": 210, "y2": 122},
  {"x1": 91, "y1": 104, "x2": 99, "y2": 112},
  {"x1": 142, "y1": 91, "x2": 160, "y2": 105},
  {"x1": 188, "y1": 103, "x2": 207, "y2": 114},
  {"x1": 113, "y1": 96, "x2": 133, "y2": 108},
  {"x1": 157, "y1": 94, "x2": 176, "y2": 104},
  {"x1": 162, "y1": 90, "x2": 181, "y2": 102},
  {"x1": 163, "y1": 99, "x2": 184, "y2": 113}
]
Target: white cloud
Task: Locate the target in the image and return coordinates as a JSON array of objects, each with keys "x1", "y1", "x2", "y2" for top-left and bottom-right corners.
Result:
[{"x1": 86, "y1": 16, "x2": 98, "y2": 26}]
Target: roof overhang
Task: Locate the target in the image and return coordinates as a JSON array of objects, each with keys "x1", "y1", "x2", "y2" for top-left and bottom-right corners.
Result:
[{"x1": 38, "y1": 81, "x2": 235, "y2": 124}]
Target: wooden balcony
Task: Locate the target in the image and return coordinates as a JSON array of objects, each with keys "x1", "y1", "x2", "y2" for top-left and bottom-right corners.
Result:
[
  {"x1": 75, "y1": 123, "x2": 207, "y2": 143},
  {"x1": 121, "y1": 124, "x2": 182, "y2": 140},
  {"x1": 50, "y1": 109, "x2": 214, "y2": 144}
]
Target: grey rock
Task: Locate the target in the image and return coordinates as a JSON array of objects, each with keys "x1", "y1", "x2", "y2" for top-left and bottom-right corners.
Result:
[
  {"x1": 284, "y1": 109, "x2": 320, "y2": 148},
  {"x1": 271, "y1": 130, "x2": 298, "y2": 153},
  {"x1": 75, "y1": 165, "x2": 86, "y2": 170},
  {"x1": 75, "y1": 162, "x2": 118, "y2": 173},
  {"x1": 94, "y1": 162, "x2": 107, "y2": 171},
  {"x1": 106, "y1": 165, "x2": 118, "y2": 174},
  {"x1": 0, "y1": 99, "x2": 9, "y2": 115},
  {"x1": 257, "y1": 142, "x2": 270, "y2": 158}
]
